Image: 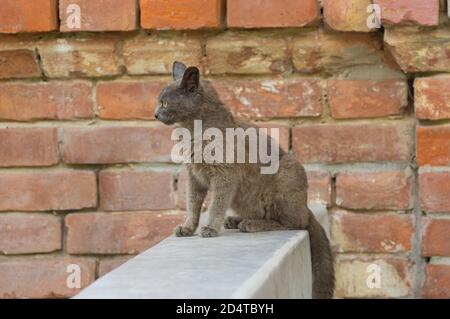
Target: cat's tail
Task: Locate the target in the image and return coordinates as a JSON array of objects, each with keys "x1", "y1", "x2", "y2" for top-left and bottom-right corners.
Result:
[{"x1": 306, "y1": 209, "x2": 335, "y2": 299}]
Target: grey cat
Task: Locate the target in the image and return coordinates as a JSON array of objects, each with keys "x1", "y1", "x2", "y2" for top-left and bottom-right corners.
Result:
[{"x1": 155, "y1": 61, "x2": 335, "y2": 299}]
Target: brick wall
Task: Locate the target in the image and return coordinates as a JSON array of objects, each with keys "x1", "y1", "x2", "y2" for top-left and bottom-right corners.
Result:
[{"x1": 0, "y1": 0, "x2": 449, "y2": 299}]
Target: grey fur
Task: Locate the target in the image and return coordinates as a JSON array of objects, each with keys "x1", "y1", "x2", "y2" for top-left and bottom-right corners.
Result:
[{"x1": 155, "y1": 61, "x2": 335, "y2": 299}]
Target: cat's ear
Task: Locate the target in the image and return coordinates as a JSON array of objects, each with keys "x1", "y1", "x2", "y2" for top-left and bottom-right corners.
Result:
[
  {"x1": 180, "y1": 66, "x2": 200, "y2": 93},
  {"x1": 172, "y1": 61, "x2": 187, "y2": 81}
]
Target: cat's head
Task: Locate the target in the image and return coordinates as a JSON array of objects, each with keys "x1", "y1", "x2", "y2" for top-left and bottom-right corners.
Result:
[{"x1": 155, "y1": 61, "x2": 203, "y2": 125}]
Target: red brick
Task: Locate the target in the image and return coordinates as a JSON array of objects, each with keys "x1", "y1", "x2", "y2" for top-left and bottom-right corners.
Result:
[
  {"x1": 332, "y1": 211, "x2": 414, "y2": 253},
  {"x1": 336, "y1": 170, "x2": 413, "y2": 210},
  {"x1": 422, "y1": 264, "x2": 450, "y2": 298},
  {"x1": 335, "y1": 256, "x2": 412, "y2": 298},
  {"x1": 0, "y1": 128, "x2": 58, "y2": 167},
  {"x1": 374, "y1": 0, "x2": 440, "y2": 26},
  {"x1": 0, "y1": 171, "x2": 97, "y2": 211},
  {"x1": 100, "y1": 170, "x2": 176, "y2": 211},
  {"x1": 384, "y1": 27, "x2": 450, "y2": 73},
  {"x1": 292, "y1": 122, "x2": 413, "y2": 164},
  {"x1": 417, "y1": 125, "x2": 450, "y2": 166},
  {"x1": 98, "y1": 256, "x2": 133, "y2": 277},
  {"x1": 123, "y1": 34, "x2": 202, "y2": 75},
  {"x1": 0, "y1": 82, "x2": 93, "y2": 121},
  {"x1": 206, "y1": 31, "x2": 288, "y2": 74},
  {"x1": 422, "y1": 218, "x2": 450, "y2": 257},
  {"x1": 61, "y1": 126, "x2": 173, "y2": 164},
  {"x1": 141, "y1": 0, "x2": 223, "y2": 30},
  {"x1": 328, "y1": 79, "x2": 408, "y2": 119},
  {"x1": 96, "y1": 81, "x2": 165, "y2": 120},
  {"x1": 212, "y1": 79, "x2": 322, "y2": 119},
  {"x1": 0, "y1": 213, "x2": 61, "y2": 254},
  {"x1": 0, "y1": 0, "x2": 57, "y2": 33},
  {"x1": 59, "y1": 0, "x2": 137, "y2": 32},
  {"x1": 0, "y1": 257, "x2": 95, "y2": 298},
  {"x1": 419, "y1": 172, "x2": 450, "y2": 212},
  {"x1": 323, "y1": 0, "x2": 373, "y2": 32},
  {"x1": 66, "y1": 211, "x2": 185, "y2": 254},
  {"x1": 0, "y1": 49, "x2": 41, "y2": 79},
  {"x1": 307, "y1": 171, "x2": 332, "y2": 205},
  {"x1": 38, "y1": 37, "x2": 119, "y2": 77},
  {"x1": 292, "y1": 30, "x2": 386, "y2": 74},
  {"x1": 227, "y1": 0, "x2": 319, "y2": 28},
  {"x1": 415, "y1": 76, "x2": 450, "y2": 120}
]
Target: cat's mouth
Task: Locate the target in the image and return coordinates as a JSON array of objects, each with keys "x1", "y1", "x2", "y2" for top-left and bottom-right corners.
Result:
[{"x1": 155, "y1": 110, "x2": 176, "y2": 125}]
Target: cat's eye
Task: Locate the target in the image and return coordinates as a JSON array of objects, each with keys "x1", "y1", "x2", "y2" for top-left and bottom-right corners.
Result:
[{"x1": 161, "y1": 100, "x2": 168, "y2": 108}]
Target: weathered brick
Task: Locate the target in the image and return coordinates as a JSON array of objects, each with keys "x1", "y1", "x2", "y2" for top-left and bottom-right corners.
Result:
[
  {"x1": 417, "y1": 125, "x2": 450, "y2": 166},
  {"x1": 0, "y1": 257, "x2": 95, "y2": 298},
  {"x1": 0, "y1": 82, "x2": 93, "y2": 121},
  {"x1": 98, "y1": 256, "x2": 133, "y2": 277},
  {"x1": 66, "y1": 211, "x2": 185, "y2": 254},
  {"x1": 59, "y1": 0, "x2": 137, "y2": 32},
  {"x1": 206, "y1": 31, "x2": 288, "y2": 74},
  {"x1": 0, "y1": 213, "x2": 61, "y2": 254},
  {"x1": 332, "y1": 211, "x2": 414, "y2": 253},
  {"x1": 0, "y1": 49, "x2": 41, "y2": 79},
  {"x1": 422, "y1": 218, "x2": 450, "y2": 257},
  {"x1": 415, "y1": 76, "x2": 450, "y2": 120},
  {"x1": 307, "y1": 171, "x2": 332, "y2": 205},
  {"x1": 385, "y1": 26, "x2": 450, "y2": 73},
  {"x1": 328, "y1": 79, "x2": 408, "y2": 119},
  {"x1": 374, "y1": 0, "x2": 440, "y2": 26},
  {"x1": 141, "y1": 0, "x2": 223, "y2": 30},
  {"x1": 336, "y1": 170, "x2": 413, "y2": 210},
  {"x1": 0, "y1": 128, "x2": 58, "y2": 167},
  {"x1": 212, "y1": 78, "x2": 322, "y2": 119},
  {"x1": 292, "y1": 30, "x2": 387, "y2": 74},
  {"x1": 99, "y1": 170, "x2": 176, "y2": 211},
  {"x1": 0, "y1": 0, "x2": 57, "y2": 33},
  {"x1": 292, "y1": 122, "x2": 413, "y2": 164},
  {"x1": 0, "y1": 171, "x2": 97, "y2": 211},
  {"x1": 335, "y1": 256, "x2": 412, "y2": 298},
  {"x1": 323, "y1": 0, "x2": 373, "y2": 32},
  {"x1": 419, "y1": 172, "x2": 450, "y2": 213},
  {"x1": 61, "y1": 126, "x2": 173, "y2": 164},
  {"x1": 96, "y1": 81, "x2": 166, "y2": 120},
  {"x1": 422, "y1": 263, "x2": 450, "y2": 298},
  {"x1": 123, "y1": 34, "x2": 202, "y2": 75},
  {"x1": 38, "y1": 38, "x2": 119, "y2": 77},
  {"x1": 227, "y1": 0, "x2": 319, "y2": 28}
]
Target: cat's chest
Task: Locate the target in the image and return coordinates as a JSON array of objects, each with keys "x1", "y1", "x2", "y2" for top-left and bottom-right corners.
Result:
[{"x1": 187, "y1": 163, "x2": 222, "y2": 187}]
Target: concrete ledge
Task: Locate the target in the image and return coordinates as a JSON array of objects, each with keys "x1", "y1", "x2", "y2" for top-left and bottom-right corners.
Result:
[{"x1": 75, "y1": 203, "x2": 329, "y2": 299}]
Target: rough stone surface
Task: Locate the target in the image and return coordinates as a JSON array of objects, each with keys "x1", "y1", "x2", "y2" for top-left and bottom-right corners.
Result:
[{"x1": 417, "y1": 125, "x2": 450, "y2": 166}]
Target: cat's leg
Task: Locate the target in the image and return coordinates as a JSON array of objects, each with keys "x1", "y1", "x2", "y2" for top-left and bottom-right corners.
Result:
[
  {"x1": 238, "y1": 219, "x2": 291, "y2": 233},
  {"x1": 224, "y1": 216, "x2": 243, "y2": 229},
  {"x1": 201, "y1": 178, "x2": 237, "y2": 238},
  {"x1": 175, "y1": 170, "x2": 207, "y2": 237}
]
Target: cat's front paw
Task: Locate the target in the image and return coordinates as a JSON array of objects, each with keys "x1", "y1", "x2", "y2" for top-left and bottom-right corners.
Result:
[
  {"x1": 200, "y1": 226, "x2": 219, "y2": 238},
  {"x1": 224, "y1": 216, "x2": 242, "y2": 229},
  {"x1": 175, "y1": 225, "x2": 195, "y2": 237}
]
